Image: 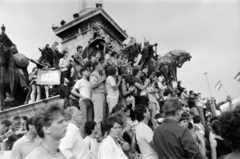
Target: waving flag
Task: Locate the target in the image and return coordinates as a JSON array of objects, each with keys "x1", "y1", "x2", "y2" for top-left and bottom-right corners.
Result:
[
  {"x1": 215, "y1": 81, "x2": 222, "y2": 91},
  {"x1": 234, "y1": 72, "x2": 240, "y2": 82}
]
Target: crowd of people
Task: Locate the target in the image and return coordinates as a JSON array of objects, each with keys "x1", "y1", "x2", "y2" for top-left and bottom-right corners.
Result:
[{"x1": 0, "y1": 43, "x2": 238, "y2": 159}]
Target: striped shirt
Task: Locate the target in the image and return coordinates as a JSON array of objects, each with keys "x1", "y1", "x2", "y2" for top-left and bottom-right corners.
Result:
[{"x1": 10, "y1": 135, "x2": 41, "y2": 159}]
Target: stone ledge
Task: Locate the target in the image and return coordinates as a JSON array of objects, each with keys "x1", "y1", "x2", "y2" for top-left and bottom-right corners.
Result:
[{"x1": 0, "y1": 95, "x2": 60, "y2": 121}]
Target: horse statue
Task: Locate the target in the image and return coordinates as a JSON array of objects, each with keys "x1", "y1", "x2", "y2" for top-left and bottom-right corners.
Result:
[
  {"x1": 154, "y1": 50, "x2": 192, "y2": 84},
  {"x1": 0, "y1": 27, "x2": 29, "y2": 110}
]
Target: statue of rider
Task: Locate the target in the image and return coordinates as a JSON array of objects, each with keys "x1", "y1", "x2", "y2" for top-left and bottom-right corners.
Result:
[{"x1": 9, "y1": 44, "x2": 29, "y2": 99}]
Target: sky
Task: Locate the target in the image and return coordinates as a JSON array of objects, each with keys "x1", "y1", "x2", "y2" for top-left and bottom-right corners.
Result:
[{"x1": 0, "y1": 0, "x2": 240, "y2": 103}]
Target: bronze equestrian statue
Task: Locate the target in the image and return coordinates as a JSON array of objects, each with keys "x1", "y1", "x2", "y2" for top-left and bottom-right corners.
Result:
[
  {"x1": 155, "y1": 50, "x2": 192, "y2": 84},
  {"x1": 0, "y1": 25, "x2": 29, "y2": 111}
]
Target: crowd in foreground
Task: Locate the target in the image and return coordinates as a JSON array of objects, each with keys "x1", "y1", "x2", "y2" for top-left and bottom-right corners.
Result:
[{"x1": 0, "y1": 99, "x2": 239, "y2": 159}]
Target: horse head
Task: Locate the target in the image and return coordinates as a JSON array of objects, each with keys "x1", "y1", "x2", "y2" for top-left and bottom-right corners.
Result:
[{"x1": 177, "y1": 53, "x2": 191, "y2": 68}]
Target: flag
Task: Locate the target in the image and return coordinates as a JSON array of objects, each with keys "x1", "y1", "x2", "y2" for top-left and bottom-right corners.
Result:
[
  {"x1": 234, "y1": 72, "x2": 240, "y2": 82},
  {"x1": 215, "y1": 81, "x2": 222, "y2": 91}
]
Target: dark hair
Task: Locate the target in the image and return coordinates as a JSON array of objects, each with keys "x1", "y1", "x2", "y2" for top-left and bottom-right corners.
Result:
[
  {"x1": 103, "y1": 116, "x2": 123, "y2": 133},
  {"x1": 108, "y1": 67, "x2": 117, "y2": 76},
  {"x1": 134, "y1": 105, "x2": 147, "y2": 122},
  {"x1": 92, "y1": 62, "x2": 99, "y2": 70},
  {"x1": 21, "y1": 116, "x2": 28, "y2": 122},
  {"x1": 33, "y1": 105, "x2": 65, "y2": 138},
  {"x1": 193, "y1": 115, "x2": 201, "y2": 124},
  {"x1": 211, "y1": 120, "x2": 220, "y2": 136},
  {"x1": 155, "y1": 113, "x2": 164, "y2": 119},
  {"x1": 1, "y1": 120, "x2": 12, "y2": 127},
  {"x1": 132, "y1": 67, "x2": 140, "y2": 76},
  {"x1": 111, "y1": 51, "x2": 117, "y2": 57},
  {"x1": 180, "y1": 112, "x2": 190, "y2": 123},
  {"x1": 99, "y1": 57, "x2": 105, "y2": 63},
  {"x1": 188, "y1": 122, "x2": 193, "y2": 130},
  {"x1": 123, "y1": 107, "x2": 130, "y2": 113},
  {"x1": 219, "y1": 105, "x2": 240, "y2": 150},
  {"x1": 77, "y1": 45, "x2": 83, "y2": 52},
  {"x1": 63, "y1": 50, "x2": 68, "y2": 55},
  {"x1": 84, "y1": 61, "x2": 92, "y2": 70},
  {"x1": 13, "y1": 116, "x2": 20, "y2": 120},
  {"x1": 80, "y1": 67, "x2": 88, "y2": 76},
  {"x1": 84, "y1": 121, "x2": 97, "y2": 135},
  {"x1": 26, "y1": 117, "x2": 33, "y2": 131},
  {"x1": 111, "y1": 103, "x2": 125, "y2": 114},
  {"x1": 163, "y1": 98, "x2": 183, "y2": 116},
  {"x1": 210, "y1": 116, "x2": 218, "y2": 124}
]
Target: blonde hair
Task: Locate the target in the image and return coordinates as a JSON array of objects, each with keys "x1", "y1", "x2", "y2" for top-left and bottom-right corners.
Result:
[{"x1": 64, "y1": 107, "x2": 79, "y2": 121}]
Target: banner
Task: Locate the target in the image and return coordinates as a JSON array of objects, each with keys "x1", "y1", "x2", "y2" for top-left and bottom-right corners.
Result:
[{"x1": 36, "y1": 69, "x2": 61, "y2": 85}]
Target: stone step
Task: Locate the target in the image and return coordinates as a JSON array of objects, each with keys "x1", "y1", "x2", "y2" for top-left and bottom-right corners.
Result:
[{"x1": 0, "y1": 95, "x2": 60, "y2": 121}]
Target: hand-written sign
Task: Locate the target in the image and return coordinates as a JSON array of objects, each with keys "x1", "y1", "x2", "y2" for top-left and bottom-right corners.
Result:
[{"x1": 36, "y1": 69, "x2": 61, "y2": 85}]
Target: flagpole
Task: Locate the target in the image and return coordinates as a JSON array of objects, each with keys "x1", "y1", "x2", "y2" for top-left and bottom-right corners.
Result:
[
  {"x1": 204, "y1": 73, "x2": 213, "y2": 98},
  {"x1": 204, "y1": 72, "x2": 217, "y2": 117},
  {"x1": 221, "y1": 83, "x2": 229, "y2": 96}
]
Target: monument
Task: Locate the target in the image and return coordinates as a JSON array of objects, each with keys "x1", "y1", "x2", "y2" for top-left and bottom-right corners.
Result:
[{"x1": 53, "y1": 0, "x2": 128, "y2": 55}]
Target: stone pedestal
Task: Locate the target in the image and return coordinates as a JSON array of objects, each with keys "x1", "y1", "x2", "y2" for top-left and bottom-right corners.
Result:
[{"x1": 54, "y1": 7, "x2": 128, "y2": 56}]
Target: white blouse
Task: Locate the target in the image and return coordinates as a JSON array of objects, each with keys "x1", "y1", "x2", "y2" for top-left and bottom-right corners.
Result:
[{"x1": 98, "y1": 135, "x2": 128, "y2": 159}]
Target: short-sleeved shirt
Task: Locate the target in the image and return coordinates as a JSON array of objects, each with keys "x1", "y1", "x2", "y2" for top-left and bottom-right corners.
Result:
[
  {"x1": 11, "y1": 135, "x2": 41, "y2": 159},
  {"x1": 73, "y1": 79, "x2": 91, "y2": 100},
  {"x1": 106, "y1": 76, "x2": 119, "y2": 99},
  {"x1": 136, "y1": 123, "x2": 158, "y2": 159},
  {"x1": 153, "y1": 119, "x2": 202, "y2": 159},
  {"x1": 84, "y1": 136, "x2": 100, "y2": 158},
  {"x1": 59, "y1": 57, "x2": 70, "y2": 72},
  {"x1": 24, "y1": 144, "x2": 66, "y2": 159},
  {"x1": 59, "y1": 123, "x2": 90, "y2": 159}
]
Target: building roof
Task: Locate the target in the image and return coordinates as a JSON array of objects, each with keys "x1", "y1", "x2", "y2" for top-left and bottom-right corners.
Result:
[{"x1": 54, "y1": 8, "x2": 128, "y2": 39}]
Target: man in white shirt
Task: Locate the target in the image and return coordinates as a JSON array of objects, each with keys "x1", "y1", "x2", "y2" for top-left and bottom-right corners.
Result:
[
  {"x1": 106, "y1": 67, "x2": 122, "y2": 114},
  {"x1": 59, "y1": 107, "x2": 96, "y2": 159},
  {"x1": 134, "y1": 105, "x2": 158, "y2": 159},
  {"x1": 71, "y1": 67, "x2": 92, "y2": 137},
  {"x1": 59, "y1": 50, "x2": 70, "y2": 84}
]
